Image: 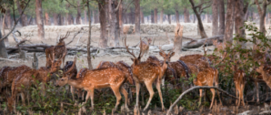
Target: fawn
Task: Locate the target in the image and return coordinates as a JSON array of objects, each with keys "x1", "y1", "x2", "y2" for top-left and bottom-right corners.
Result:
[
  {"x1": 55, "y1": 64, "x2": 131, "y2": 112},
  {"x1": 232, "y1": 64, "x2": 246, "y2": 107},
  {"x1": 125, "y1": 37, "x2": 167, "y2": 111}
]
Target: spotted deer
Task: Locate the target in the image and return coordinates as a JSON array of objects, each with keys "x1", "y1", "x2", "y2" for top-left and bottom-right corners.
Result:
[
  {"x1": 45, "y1": 32, "x2": 69, "y2": 67},
  {"x1": 8, "y1": 58, "x2": 62, "y2": 112},
  {"x1": 232, "y1": 63, "x2": 246, "y2": 107},
  {"x1": 63, "y1": 57, "x2": 78, "y2": 101},
  {"x1": 125, "y1": 37, "x2": 167, "y2": 111},
  {"x1": 55, "y1": 66, "x2": 131, "y2": 112},
  {"x1": 193, "y1": 67, "x2": 220, "y2": 109}
]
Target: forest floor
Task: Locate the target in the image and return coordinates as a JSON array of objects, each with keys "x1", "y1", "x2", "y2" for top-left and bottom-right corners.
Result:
[{"x1": 1, "y1": 26, "x2": 271, "y2": 115}]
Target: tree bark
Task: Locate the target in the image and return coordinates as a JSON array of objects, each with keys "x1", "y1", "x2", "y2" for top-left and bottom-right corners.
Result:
[
  {"x1": 35, "y1": 0, "x2": 45, "y2": 39},
  {"x1": 168, "y1": 14, "x2": 171, "y2": 24},
  {"x1": 140, "y1": 10, "x2": 144, "y2": 24},
  {"x1": 160, "y1": 9, "x2": 164, "y2": 23},
  {"x1": 134, "y1": 0, "x2": 140, "y2": 34},
  {"x1": 45, "y1": 12, "x2": 50, "y2": 25},
  {"x1": 224, "y1": 0, "x2": 235, "y2": 44},
  {"x1": 218, "y1": 0, "x2": 225, "y2": 35},
  {"x1": 5, "y1": 9, "x2": 12, "y2": 28},
  {"x1": 175, "y1": 10, "x2": 179, "y2": 23},
  {"x1": 58, "y1": 14, "x2": 63, "y2": 25},
  {"x1": 183, "y1": 7, "x2": 190, "y2": 23},
  {"x1": 119, "y1": 3, "x2": 123, "y2": 33},
  {"x1": 76, "y1": 0, "x2": 82, "y2": 25},
  {"x1": 98, "y1": 1, "x2": 108, "y2": 48},
  {"x1": 94, "y1": 10, "x2": 100, "y2": 23},
  {"x1": 255, "y1": 0, "x2": 268, "y2": 36},
  {"x1": 0, "y1": 31, "x2": 8, "y2": 58},
  {"x1": 212, "y1": 0, "x2": 219, "y2": 36},
  {"x1": 151, "y1": 10, "x2": 154, "y2": 23},
  {"x1": 154, "y1": 8, "x2": 158, "y2": 23},
  {"x1": 2, "y1": 14, "x2": 9, "y2": 46},
  {"x1": 234, "y1": 0, "x2": 246, "y2": 48},
  {"x1": 87, "y1": 0, "x2": 93, "y2": 70},
  {"x1": 109, "y1": 0, "x2": 120, "y2": 47},
  {"x1": 16, "y1": 0, "x2": 27, "y2": 26}
]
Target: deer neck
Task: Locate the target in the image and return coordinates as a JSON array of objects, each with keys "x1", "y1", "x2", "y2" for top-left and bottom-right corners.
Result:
[
  {"x1": 260, "y1": 70, "x2": 270, "y2": 82},
  {"x1": 67, "y1": 78, "x2": 83, "y2": 89},
  {"x1": 160, "y1": 61, "x2": 168, "y2": 74}
]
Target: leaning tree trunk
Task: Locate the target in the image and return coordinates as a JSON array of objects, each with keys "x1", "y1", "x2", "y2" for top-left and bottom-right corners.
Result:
[
  {"x1": 160, "y1": 9, "x2": 164, "y2": 23},
  {"x1": 98, "y1": 1, "x2": 108, "y2": 48},
  {"x1": 168, "y1": 14, "x2": 171, "y2": 24},
  {"x1": 183, "y1": 7, "x2": 190, "y2": 23},
  {"x1": 154, "y1": 8, "x2": 158, "y2": 23},
  {"x1": 35, "y1": 0, "x2": 45, "y2": 39},
  {"x1": 16, "y1": 0, "x2": 27, "y2": 26},
  {"x1": 218, "y1": 0, "x2": 225, "y2": 35},
  {"x1": 0, "y1": 31, "x2": 8, "y2": 58},
  {"x1": 76, "y1": 0, "x2": 82, "y2": 25},
  {"x1": 175, "y1": 10, "x2": 179, "y2": 23},
  {"x1": 224, "y1": 0, "x2": 235, "y2": 44},
  {"x1": 195, "y1": 13, "x2": 208, "y2": 38},
  {"x1": 212, "y1": 0, "x2": 219, "y2": 36},
  {"x1": 87, "y1": 0, "x2": 93, "y2": 69},
  {"x1": 134, "y1": 0, "x2": 140, "y2": 34}
]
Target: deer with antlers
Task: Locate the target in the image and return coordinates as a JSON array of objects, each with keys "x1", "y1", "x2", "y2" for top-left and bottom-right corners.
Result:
[
  {"x1": 55, "y1": 58, "x2": 131, "y2": 112},
  {"x1": 45, "y1": 32, "x2": 69, "y2": 67},
  {"x1": 125, "y1": 37, "x2": 168, "y2": 111}
]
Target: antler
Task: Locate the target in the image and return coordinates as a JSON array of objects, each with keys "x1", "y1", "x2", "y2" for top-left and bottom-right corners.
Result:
[
  {"x1": 49, "y1": 48, "x2": 55, "y2": 63},
  {"x1": 124, "y1": 36, "x2": 136, "y2": 58},
  {"x1": 137, "y1": 37, "x2": 143, "y2": 60},
  {"x1": 59, "y1": 31, "x2": 71, "y2": 41}
]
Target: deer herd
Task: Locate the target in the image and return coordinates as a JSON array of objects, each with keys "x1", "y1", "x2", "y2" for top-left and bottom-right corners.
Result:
[{"x1": 1, "y1": 31, "x2": 271, "y2": 114}]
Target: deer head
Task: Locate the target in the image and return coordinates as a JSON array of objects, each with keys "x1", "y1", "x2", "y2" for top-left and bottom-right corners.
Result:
[
  {"x1": 63, "y1": 57, "x2": 77, "y2": 78},
  {"x1": 125, "y1": 36, "x2": 142, "y2": 65},
  {"x1": 49, "y1": 55, "x2": 62, "y2": 74},
  {"x1": 55, "y1": 76, "x2": 69, "y2": 87},
  {"x1": 147, "y1": 38, "x2": 152, "y2": 45},
  {"x1": 159, "y1": 47, "x2": 175, "y2": 64}
]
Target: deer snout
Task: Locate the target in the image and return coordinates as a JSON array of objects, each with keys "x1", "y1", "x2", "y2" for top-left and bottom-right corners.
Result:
[{"x1": 166, "y1": 61, "x2": 169, "y2": 64}]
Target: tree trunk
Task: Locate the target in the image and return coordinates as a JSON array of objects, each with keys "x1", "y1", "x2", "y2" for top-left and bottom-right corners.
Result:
[
  {"x1": 35, "y1": 0, "x2": 45, "y2": 39},
  {"x1": 224, "y1": 0, "x2": 235, "y2": 44},
  {"x1": 119, "y1": 3, "x2": 123, "y2": 34},
  {"x1": 16, "y1": 0, "x2": 27, "y2": 26},
  {"x1": 58, "y1": 14, "x2": 63, "y2": 25},
  {"x1": 234, "y1": 0, "x2": 246, "y2": 48},
  {"x1": 193, "y1": 14, "x2": 196, "y2": 23},
  {"x1": 212, "y1": 0, "x2": 219, "y2": 36},
  {"x1": 0, "y1": 31, "x2": 8, "y2": 58},
  {"x1": 134, "y1": 0, "x2": 140, "y2": 34},
  {"x1": 193, "y1": 13, "x2": 208, "y2": 38},
  {"x1": 183, "y1": 7, "x2": 190, "y2": 23},
  {"x1": 160, "y1": 9, "x2": 164, "y2": 23},
  {"x1": 98, "y1": 1, "x2": 108, "y2": 47},
  {"x1": 2, "y1": 14, "x2": 9, "y2": 46},
  {"x1": 109, "y1": 0, "x2": 120, "y2": 47},
  {"x1": 76, "y1": 0, "x2": 82, "y2": 24},
  {"x1": 168, "y1": 14, "x2": 171, "y2": 24},
  {"x1": 5, "y1": 9, "x2": 11, "y2": 28},
  {"x1": 151, "y1": 10, "x2": 154, "y2": 23},
  {"x1": 86, "y1": 0, "x2": 93, "y2": 70},
  {"x1": 175, "y1": 10, "x2": 179, "y2": 23},
  {"x1": 140, "y1": 10, "x2": 144, "y2": 24},
  {"x1": 45, "y1": 12, "x2": 50, "y2": 25},
  {"x1": 154, "y1": 8, "x2": 158, "y2": 23},
  {"x1": 218, "y1": 0, "x2": 225, "y2": 35},
  {"x1": 53, "y1": 13, "x2": 58, "y2": 25}
]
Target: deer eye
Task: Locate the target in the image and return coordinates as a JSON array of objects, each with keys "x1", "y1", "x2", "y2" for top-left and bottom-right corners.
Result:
[{"x1": 61, "y1": 79, "x2": 64, "y2": 81}]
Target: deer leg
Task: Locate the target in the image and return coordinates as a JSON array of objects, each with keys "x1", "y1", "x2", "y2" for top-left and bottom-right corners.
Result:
[
  {"x1": 199, "y1": 89, "x2": 203, "y2": 107},
  {"x1": 255, "y1": 82, "x2": 259, "y2": 103},
  {"x1": 241, "y1": 84, "x2": 245, "y2": 106},
  {"x1": 143, "y1": 81, "x2": 154, "y2": 111},
  {"x1": 120, "y1": 86, "x2": 130, "y2": 111},
  {"x1": 155, "y1": 79, "x2": 165, "y2": 111},
  {"x1": 209, "y1": 88, "x2": 215, "y2": 109},
  {"x1": 20, "y1": 93, "x2": 26, "y2": 106},
  {"x1": 90, "y1": 89, "x2": 94, "y2": 110},
  {"x1": 135, "y1": 82, "x2": 141, "y2": 108},
  {"x1": 111, "y1": 86, "x2": 122, "y2": 112}
]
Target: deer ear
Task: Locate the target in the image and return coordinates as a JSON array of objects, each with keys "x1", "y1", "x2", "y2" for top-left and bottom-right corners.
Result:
[
  {"x1": 159, "y1": 52, "x2": 164, "y2": 56},
  {"x1": 170, "y1": 52, "x2": 175, "y2": 57}
]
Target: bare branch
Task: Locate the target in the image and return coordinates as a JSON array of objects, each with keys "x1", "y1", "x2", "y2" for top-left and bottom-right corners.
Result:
[
  {"x1": 166, "y1": 86, "x2": 238, "y2": 115},
  {"x1": 0, "y1": 0, "x2": 30, "y2": 42},
  {"x1": 66, "y1": 28, "x2": 84, "y2": 45},
  {"x1": 12, "y1": 30, "x2": 21, "y2": 43},
  {"x1": 194, "y1": 0, "x2": 211, "y2": 8},
  {"x1": 114, "y1": 0, "x2": 122, "y2": 12},
  {"x1": 123, "y1": 0, "x2": 134, "y2": 12},
  {"x1": 255, "y1": 0, "x2": 263, "y2": 15}
]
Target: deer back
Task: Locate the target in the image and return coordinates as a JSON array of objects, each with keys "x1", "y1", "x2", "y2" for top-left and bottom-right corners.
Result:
[
  {"x1": 96, "y1": 61, "x2": 116, "y2": 69},
  {"x1": 179, "y1": 54, "x2": 204, "y2": 64},
  {"x1": 5, "y1": 65, "x2": 31, "y2": 87},
  {"x1": 116, "y1": 61, "x2": 134, "y2": 85}
]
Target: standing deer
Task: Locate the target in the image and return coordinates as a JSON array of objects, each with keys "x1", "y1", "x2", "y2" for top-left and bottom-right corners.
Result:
[
  {"x1": 193, "y1": 67, "x2": 220, "y2": 109},
  {"x1": 133, "y1": 37, "x2": 152, "y2": 60},
  {"x1": 125, "y1": 37, "x2": 167, "y2": 111},
  {"x1": 55, "y1": 66, "x2": 131, "y2": 112},
  {"x1": 45, "y1": 32, "x2": 69, "y2": 67},
  {"x1": 232, "y1": 64, "x2": 246, "y2": 107}
]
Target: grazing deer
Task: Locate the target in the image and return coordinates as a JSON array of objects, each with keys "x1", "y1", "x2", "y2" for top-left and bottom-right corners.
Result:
[
  {"x1": 96, "y1": 61, "x2": 116, "y2": 69},
  {"x1": 45, "y1": 32, "x2": 69, "y2": 67},
  {"x1": 63, "y1": 57, "x2": 78, "y2": 101},
  {"x1": 193, "y1": 67, "x2": 220, "y2": 109},
  {"x1": 232, "y1": 64, "x2": 246, "y2": 107},
  {"x1": 125, "y1": 37, "x2": 167, "y2": 111},
  {"x1": 8, "y1": 58, "x2": 61, "y2": 112},
  {"x1": 55, "y1": 66, "x2": 131, "y2": 112}
]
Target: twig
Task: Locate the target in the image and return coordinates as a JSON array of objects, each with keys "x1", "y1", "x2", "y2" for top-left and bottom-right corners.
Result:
[
  {"x1": 66, "y1": 28, "x2": 84, "y2": 45},
  {"x1": 166, "y1": 86, "x2": 238, "y2": 115},
  {"x1": 0, "y1": 0, "x2": 31, "y2": 42}
]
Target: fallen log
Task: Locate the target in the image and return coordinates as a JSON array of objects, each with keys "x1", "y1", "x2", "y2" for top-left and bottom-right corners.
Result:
[{"x1": 182, "y1": 35, "x2": 224, "y2": 48}]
